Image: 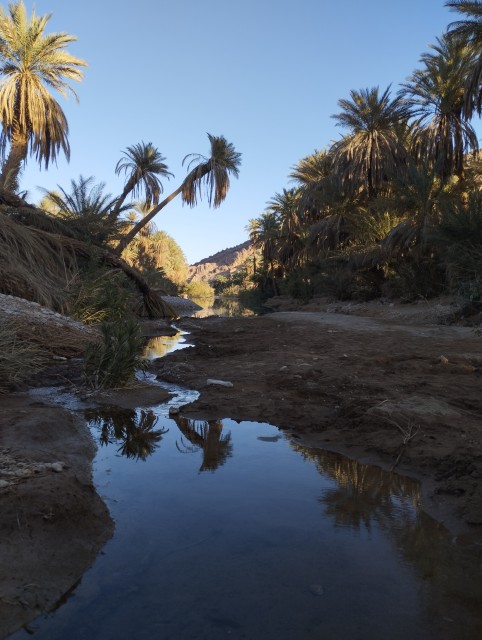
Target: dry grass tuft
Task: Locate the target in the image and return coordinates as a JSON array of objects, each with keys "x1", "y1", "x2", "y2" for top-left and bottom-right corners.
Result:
[
  {"x1": 0, "y1": 321, "x2": 46, "y2": 392},
  {"x1": 0, "y1": 210, "x2": 78, "y2": 310}
]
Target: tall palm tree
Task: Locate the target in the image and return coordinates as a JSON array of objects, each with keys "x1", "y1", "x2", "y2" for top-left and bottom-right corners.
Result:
[
  {"x1": 331, "y1": 86, "x2": 409, "y2": 199},
  {"x1": 266, "y1": 188, "x2": 305, "y2": 272},
  {"x1": 247, "y1": 212, "x2": 280, "y2": 268},
  {"x1": 399, "y1": 35, "x2": 478, "y2": 180},
  {"x1": 108, "y1": 142, "x2": 173, "y2": 222},
  {"x1": 0, "y1": 1, "x2": 87, "y2": 191},
  {"x1": 445, "y1": 0, "x2": 482, "y2": 115},
  {"x1": 115, "y1": 133, "x2": 241, "y2": 254}
]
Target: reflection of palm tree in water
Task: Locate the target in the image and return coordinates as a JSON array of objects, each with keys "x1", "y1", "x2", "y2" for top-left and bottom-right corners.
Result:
[
  {"x1": 174, "y1": 417, "x2": 232, "y2": 472},
  {"x1": 291, "y1": 444, "x2": 421, "y2": 531},
  {"x1": 85, "y1": 407, "x2": 168, "y2": 460},
  {"x1": 291, "y1": 443, "x2": 482, "y2": 632}
]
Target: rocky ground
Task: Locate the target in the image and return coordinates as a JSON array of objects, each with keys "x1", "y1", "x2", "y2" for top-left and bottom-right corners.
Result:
[{"x1": 1, "y1": 293, "x2": 481, "y2": 637}]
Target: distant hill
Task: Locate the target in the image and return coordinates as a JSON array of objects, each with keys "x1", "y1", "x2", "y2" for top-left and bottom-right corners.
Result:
[{"x1": 188, "y1": 241, "x2": 255, "y2": 283}]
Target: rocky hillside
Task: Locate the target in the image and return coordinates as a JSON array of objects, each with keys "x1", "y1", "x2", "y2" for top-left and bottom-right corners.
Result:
[{"x1": 188, "y1": 241, "x2": 255, "y2": 283}]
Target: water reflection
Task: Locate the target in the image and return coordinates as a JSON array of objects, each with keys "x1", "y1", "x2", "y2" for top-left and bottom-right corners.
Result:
[
  {"x1": 291, "y1": 444, "x2": 482, "y2": 635},
  {"x1": 85, "y1": 407, "x2": 168, "y2": 460},
  {"x1": 292, "y1": 445, "x2": 421, "y2": 531},
  {"x1": 143, "y1": 330, "x2": 190, "y2": 360},
  {"x1": 173, "y1": 417, "x2": 233, "y2": 472},
  {"x1": 192, "y1": 296, "x2": 258, "y2": 317},
  {"x1": 8, "y1": 413, "x2": 482, "y2": 640}
]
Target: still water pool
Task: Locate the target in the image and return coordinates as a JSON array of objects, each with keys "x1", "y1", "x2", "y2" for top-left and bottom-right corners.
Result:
[{"x1": 9, "y1": 393, "x2": 482, "y2": 640}]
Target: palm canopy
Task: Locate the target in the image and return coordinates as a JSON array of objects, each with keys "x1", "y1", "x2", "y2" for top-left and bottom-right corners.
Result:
[
  {"x1": 182, "y1": 133, "x2": 242, "y2": 208},
  {"x1": 289, "y1": 149, "x2": 333, "y2": 186},
  {"x1": 110, "y1": 142, "x2": 173, "y2": 221},
  {"x1": 399, "y1": 34, "x2": 478, "y2": 179},
  {"x1": 445, "y1": 0, "x2": 482, "y2": 115},
  {"x1": 246, "y1": 212, "x2": 280, "y2": 270},
  {"x1": 39, "y1": 175, "x2": 124, "y2": 243},
  {"x1": 0, "y1": 1, "x2": 87, "y2": 191},
  {"x1": 115, "y1": 133, "x2": 241, "y2": 255},
  {"x1": 331, "y1": 86, "x2": 409, "y2": 198}
]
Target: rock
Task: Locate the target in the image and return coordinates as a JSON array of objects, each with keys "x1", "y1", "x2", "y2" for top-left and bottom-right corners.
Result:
[
  {"x1": 206, "y1": 379, "x2": 234, "y2": 388},
  {"x1": 46, "y1": 462, "x2": 64, "y2": 473},
  {"x1": 168, "y1": 406, "x2": 180, "y2": 415}
]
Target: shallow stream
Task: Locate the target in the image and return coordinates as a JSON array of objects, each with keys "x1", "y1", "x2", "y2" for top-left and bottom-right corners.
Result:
[{"x1": 8, "y1": 335, "x2": 482, "y2": 640}]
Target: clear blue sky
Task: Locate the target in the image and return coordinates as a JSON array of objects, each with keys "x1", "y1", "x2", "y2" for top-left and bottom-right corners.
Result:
[{"x1": 17, "y1": 0, "x2": 476, "y2": 264}]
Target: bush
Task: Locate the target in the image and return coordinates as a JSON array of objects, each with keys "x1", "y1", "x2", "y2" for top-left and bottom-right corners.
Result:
[
  {"x1": 69, "y1": 266, "x2": 138, "y2": 325},
  {"x1": 183, "y1": 279, "x2": 215, "y2": 299},
  {"x1": 83, "y1": 319, "x2": 146, "y2": 390}
]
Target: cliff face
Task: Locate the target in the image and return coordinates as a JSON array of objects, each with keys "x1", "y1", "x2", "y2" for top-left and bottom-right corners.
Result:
[{"x1": 188, "y1": 241, "x2": 254, "y2": 283}]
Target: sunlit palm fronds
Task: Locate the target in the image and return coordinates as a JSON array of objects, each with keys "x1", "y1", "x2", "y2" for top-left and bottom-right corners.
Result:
[
  {"x1": 182, "y1": 133, "x2": 242, "y2": 208},
  {"x1": 0, "y1": 1, "x2": 87, "y2": 190},
  {"x1": 110, "y1": 142, "x2": 174, "y2": 221},
  {"x1": 331, "y1": 86, "x2": 409, "y2": 199}
]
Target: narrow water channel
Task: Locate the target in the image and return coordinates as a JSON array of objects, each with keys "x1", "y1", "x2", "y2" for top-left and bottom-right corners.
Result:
[{"x1": 9, "y1": 393, "x2": 482, "y2": 640}]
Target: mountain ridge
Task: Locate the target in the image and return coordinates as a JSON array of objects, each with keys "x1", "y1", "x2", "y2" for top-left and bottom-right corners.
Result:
[{"x1": 188, "y1": 240, "x2": 254, "y2": 283}]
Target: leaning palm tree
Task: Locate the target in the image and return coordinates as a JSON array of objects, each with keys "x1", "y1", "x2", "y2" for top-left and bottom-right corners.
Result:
[
  {"x1": 0, "y1": 1, "x2": 87, "y2": 192},
  {"x1": 115, "y1": 133, "x2": 241, "y2": 255},
  {"x1": 399, "y1": 34, "x2": 478, "y2": 180},
  {"x1": 331, "y1": 86, "x2": 409, "y2": 199},
  {"x1": 108, "y1": 142, "x2": 173, "y2": 222},
  {"x1": 445, "y1": 0, "x2": 482, "y2": 116}
]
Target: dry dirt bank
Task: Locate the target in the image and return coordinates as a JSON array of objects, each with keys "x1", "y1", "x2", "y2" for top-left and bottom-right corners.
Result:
[
  {"x1": 153, "y1": 304, "x2": 482, "y2": 534},
  {"x1": 0, "y1": 396, "x2": 114, "y2": 639}
]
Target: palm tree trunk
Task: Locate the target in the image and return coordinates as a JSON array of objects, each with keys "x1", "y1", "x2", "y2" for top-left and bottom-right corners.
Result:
[
  {"x1": 0, "y1": 129, "x2": 28, "y2": 192},
  {"x1": 115, "y1": 184, "x2": 183, "y2": 255},
  {"x1": 108, "y1": 176, "x2": 137, "y2": 223}
]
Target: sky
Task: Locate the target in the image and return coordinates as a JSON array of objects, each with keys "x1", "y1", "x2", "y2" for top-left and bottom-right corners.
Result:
[{"x1": 15, "y1": 0, "x2": 474, "y2": 264}]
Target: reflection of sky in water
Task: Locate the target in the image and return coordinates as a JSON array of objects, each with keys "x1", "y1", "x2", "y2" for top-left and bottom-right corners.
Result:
[{"x1": 11, "y1": 405, "x2": 482, "y2": 640}]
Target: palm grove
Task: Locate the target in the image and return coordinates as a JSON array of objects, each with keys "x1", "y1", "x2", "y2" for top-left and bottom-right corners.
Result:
[
  {"x1": 1, "y1": 1, "x2": 482, "y2": 388},
  {"x1": 0, "y1": 1, "x2": 241, "y2": 389},
  {"x1": 247, "y1": 1, "x2": 482, "y2": 304}
]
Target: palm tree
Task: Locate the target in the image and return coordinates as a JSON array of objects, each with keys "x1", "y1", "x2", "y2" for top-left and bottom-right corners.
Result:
[
  {"x1": 399, "y1": 35, "x2": 478, "y2": 180},
  {"x1": 331, "y1": 86, "x2": 409, "y2": 199},
  {"x1": 445, "y1": 0, "x2": 482, "y2": 115},
  {"x1": 0, "y1": 1, "x2": 87, "y2": 191},
  {"x1": 39, "y1": 175, "x2": 125, "y2": 243},
  {"x1": 108, "y1": 142, "x2": 173, "y2": 222},
  {"x1": 266, "y1": 189, "x2": 305, "y2": 272},
  {"x1": 115, "y1": 133, "x2": 241, "y2": 254}
]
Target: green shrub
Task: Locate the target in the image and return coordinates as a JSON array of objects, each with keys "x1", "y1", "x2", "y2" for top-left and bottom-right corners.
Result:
[
  {"x1": 83, "y1": 319, "x2": 146, "y2": 390},
  {"x1": 183, "y1": 279, "x2": 215, "y2": 298},
  {"x1": 69, "y1": 267, "x2": 138, "y2": 325}
]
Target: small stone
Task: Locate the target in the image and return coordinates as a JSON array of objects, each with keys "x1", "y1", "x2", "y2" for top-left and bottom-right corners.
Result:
[
  {"x1": 0, "y1": 480, "x2": 11, "y2": 489},
  {"x1": 438, "y1": 355, "x2": 449, "y2": 365},
  {"x1": 206, "y1": 379, "x2": 234, "y2": 388},
  {"x1": 169, "y1": 406, "x2": 180, "y2": 415},
  {"x1": 48, "y1": 462, "x2": 64, "y2": 473}
]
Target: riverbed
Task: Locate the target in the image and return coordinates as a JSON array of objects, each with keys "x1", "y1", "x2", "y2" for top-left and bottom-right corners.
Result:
[{"x1": 8, "y1": 388, "x2": 482, "y2": 640}]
